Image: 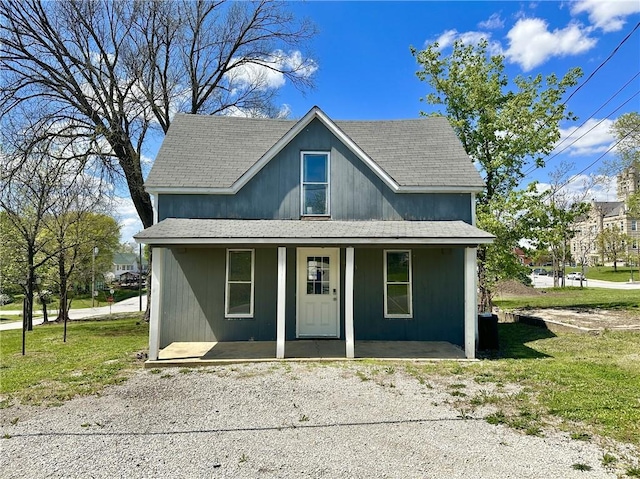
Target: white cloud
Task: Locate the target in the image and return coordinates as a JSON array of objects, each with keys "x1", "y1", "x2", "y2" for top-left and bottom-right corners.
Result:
[
  {"x1": 227, "y1": 50, "x2": 317, "y2": 92},
  {"x1": 111, "y1": 196, "x2": 143, "y2": 244},
  {"x1": 571, "y1": 0, "x2": 640, "y2": 32},
  {"x1": 478, "y1": 13, "x2": 504, "y2": 30},
  {"x1": 558, "y1": 118, "x2": 615, "y2": 156},
  {"x1": 505, "y1": 18, "x2": 597, "y2": 71}
]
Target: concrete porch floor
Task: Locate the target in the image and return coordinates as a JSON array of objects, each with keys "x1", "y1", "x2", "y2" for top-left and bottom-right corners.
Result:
[{"x1": 146, "y1": 340, "x2": 468, "y2": 367}]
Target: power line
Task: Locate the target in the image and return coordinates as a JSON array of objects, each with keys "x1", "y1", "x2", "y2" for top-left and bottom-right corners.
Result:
[
  {"x1": 549, "y1": 126, "x2": 640, "y2": 199},
  {"x1": 522, "y1": 87, "x2": 640, "y2": 178},
  {"x1": 520, "y1": 22, "x2": 640, "y2": 179},
  {"x1": 562, "y1": 21, "x2": 640, "y2": 107}
]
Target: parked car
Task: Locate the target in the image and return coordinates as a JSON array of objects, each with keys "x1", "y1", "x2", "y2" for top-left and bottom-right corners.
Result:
[
  {"x1": 532, "y1": 268, "x2": 548, "y2": 276},
  {"x1": 566, "y1": 272, "x2": 585, "y2": 281}
]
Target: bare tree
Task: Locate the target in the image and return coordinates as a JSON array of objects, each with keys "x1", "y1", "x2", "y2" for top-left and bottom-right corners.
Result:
[{"x1": 0, "y1": 0, "x2": 316, "y2": 230}]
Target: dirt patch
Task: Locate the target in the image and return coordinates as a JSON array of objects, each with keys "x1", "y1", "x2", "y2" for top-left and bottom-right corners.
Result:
[
  {"x1": 495, "y1": 279, "x2": 540, "y2": 296},
  {"x1": 512, "y1": 308, "x2": 640, "y2": 331}
]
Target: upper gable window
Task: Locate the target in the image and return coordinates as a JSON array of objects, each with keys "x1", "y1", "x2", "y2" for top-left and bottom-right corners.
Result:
[{"x1": 301, "y1": 152, "x2": 330, "y2": 216}]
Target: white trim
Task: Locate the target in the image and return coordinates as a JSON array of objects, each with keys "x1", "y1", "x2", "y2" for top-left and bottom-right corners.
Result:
[
  {"x1": 300, "y1": 151, "x2": 331, "y2": 217},
  {"x1": 152, "y1": 194, "x2": 158, "y2": 225},
  {"x1": 470, "y1": 193, "x2": 476, "y2": 226},
  {"x1": 464, "y1": 247, "x2": 477, "y2": 359},
  {"x1": 296, "y1": 247, "x2": 340, "y2": 338},
  {"x1": 137, "y1": 237, "x2": 493, "y2": 246},
  {"x1": 148, "y1": 247, "x2": 163, "y2": 361},
  {"x1": 345, "y1": 247, "x2": 355, "y2": 359},
  {"x1": 145, "y1": 185, "x2": 485, "y2": 195},
  {"x1": 276, "y1": 247, "x2": 286, "y2": 359},
  {"x1": 225, "y1": 249, "x2": 255, "y2": 318},
  {"x1": 383, "y1": 249, "x2": 413, "y2": 319}
]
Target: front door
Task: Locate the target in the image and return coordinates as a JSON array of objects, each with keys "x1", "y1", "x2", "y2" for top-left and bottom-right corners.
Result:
[{"x1": 297, "y1": 247, "x2": 340, "y2": 337}]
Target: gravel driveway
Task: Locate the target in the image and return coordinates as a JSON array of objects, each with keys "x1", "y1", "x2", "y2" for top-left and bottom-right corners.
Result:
[{"x1": 0, "y1": 362, "x2": 627, "y2": 478}]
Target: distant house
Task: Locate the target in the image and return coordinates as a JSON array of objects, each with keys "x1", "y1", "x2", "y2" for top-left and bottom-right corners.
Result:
[
  {"x1": 112, "y1": 253, "x2": 148, "y2": 281},
  {"x1": 135, "y1": 106, "x2": 494, "y2": 361},
  {"x1": 513, "y1": 248, "x2": 533, "y2": 266}
]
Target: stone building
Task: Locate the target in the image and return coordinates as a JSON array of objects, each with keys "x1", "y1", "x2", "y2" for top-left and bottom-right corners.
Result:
[{"x1": 571, "y1": 164, "x2": 639, "y2": 266}]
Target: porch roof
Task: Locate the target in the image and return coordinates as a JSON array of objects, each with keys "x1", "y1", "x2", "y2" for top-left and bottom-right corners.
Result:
[{"x1": 134, "y1": 218, "x2": 494, "y2": 245}]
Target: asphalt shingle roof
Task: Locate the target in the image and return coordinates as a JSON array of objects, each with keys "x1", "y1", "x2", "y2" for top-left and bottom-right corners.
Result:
[
  {"x1": 145, "y1": 109, "x2": 484, "y2": 190},
  {"x1": 134, "y1": 219, "x2": 494, "y2": 245}
]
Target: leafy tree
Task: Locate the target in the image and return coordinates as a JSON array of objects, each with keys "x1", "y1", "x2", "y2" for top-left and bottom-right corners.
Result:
[
  {"x1": 412, "y1": 39, "x2": 581, "y2": 310},
  {"x1": 610, "y1": 112, "x2": 640, "y2": 216},
  {"x1": 0, "y1": 0, "x2": 316, "y2": 230},
  {"x1": 611, "y1": 112, "x2": 640, "y2": 168},
  {"x1": 596, "y1": 227, "x2": 631, "y2": 272},
  {"x1": 0, "y1": 145, "x2": 67, "y2": 330}
]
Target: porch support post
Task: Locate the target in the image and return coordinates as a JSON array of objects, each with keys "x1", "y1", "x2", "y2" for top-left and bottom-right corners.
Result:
[
  {"x1": 149, "y1": 247, "x2": 164, "y2": 361},
  {"x1": 276, "y1": 246, "x2": 286, "y2": 359},
  {"x1": 464, "y1": 246, "x2": 477, "y2": 359},
  {"x1": 345, "y1": 246, "x2": 355, "y2": 359}
]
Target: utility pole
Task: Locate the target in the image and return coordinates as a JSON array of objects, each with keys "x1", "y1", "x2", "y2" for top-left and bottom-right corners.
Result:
[{"x1": 92, "y1": 246, "x2": 98, "y2": 307}]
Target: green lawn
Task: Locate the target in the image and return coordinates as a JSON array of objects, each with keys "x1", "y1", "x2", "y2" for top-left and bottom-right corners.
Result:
[
  {"x1": 495, "y1": 287, "x2": 640, "y2": 312},
  {"x1": 408, "y1": 324, "x2": 640, "y2": 450},
  {"x1": 0, "y1": 317, "x2": 147, "y2": 407},
  {"x1": 550, "y1": 266, "x2": 640, "y2": 282}
]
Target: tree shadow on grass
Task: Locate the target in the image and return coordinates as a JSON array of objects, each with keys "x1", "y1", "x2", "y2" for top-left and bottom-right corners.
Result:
[{"x1": 480, "y1": 322, "x2": 556, "y2": 360}]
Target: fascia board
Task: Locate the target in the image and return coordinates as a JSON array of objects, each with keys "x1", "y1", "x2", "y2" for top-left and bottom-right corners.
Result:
[{"x1": 135, "y1": 236, "x2": 494, "y2": 245}]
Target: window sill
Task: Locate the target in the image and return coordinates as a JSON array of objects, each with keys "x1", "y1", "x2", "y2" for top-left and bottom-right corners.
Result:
[{"x1": 300, "y1": 215, "x2": 331, "y2": 220}]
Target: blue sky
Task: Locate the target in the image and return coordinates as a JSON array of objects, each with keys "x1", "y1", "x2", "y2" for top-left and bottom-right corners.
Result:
[{"x1": 119, "y1": 0, "x2": 640, "y2": 243}]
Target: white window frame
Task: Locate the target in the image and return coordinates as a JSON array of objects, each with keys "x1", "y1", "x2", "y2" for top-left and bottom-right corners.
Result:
[
  {"x1": 383, "y1": 249, "x2": 413, "y2": 319},
  {"x1": 300, "y1": 151, "x2": 330, "y2": 217},
  {"x1": 632, "y1": 220, "x2": 637, "y2": 231},
  {"x1": 225, "y1": 249, "x2": 255, "y2": 319}
]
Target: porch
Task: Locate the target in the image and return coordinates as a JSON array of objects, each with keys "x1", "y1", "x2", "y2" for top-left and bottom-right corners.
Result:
[{"x1": 145, "y1": 340, "x2": 469, "y2": 367}]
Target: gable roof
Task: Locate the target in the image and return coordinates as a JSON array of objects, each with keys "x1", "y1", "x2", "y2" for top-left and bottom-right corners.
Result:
[
  {"x1": 112, "y1": 252, "x2": 148, "y2": 266},
  {"x1": 145, "y1": 106, "x2": 485, "y2": 194}
]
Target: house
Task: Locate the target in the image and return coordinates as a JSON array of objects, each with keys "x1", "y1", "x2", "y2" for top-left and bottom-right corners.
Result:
[
  {"x1": 134, "y1": 106, "x2": 494, "y2": 361},
  {"x1": 571, "y1": 165, "x2": 639, "y2": 266},
  {"x1": 111, "y1": 252, "x2": 148, "y2": 281}
]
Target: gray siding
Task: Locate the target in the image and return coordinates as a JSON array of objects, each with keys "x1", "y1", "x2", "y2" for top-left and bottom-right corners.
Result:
[
  {"x1": 159, "y1": 245, "x2": 465, "y2": 347},
  {"x1": 353, "y1": 247, "x2": 465, "y2": 344},
  {"x1": 159, "y1": 247, "x2": 278, "y2": 347},
  {"x1": 158, "y1": 118, "x2": 472, "y2": 223}
]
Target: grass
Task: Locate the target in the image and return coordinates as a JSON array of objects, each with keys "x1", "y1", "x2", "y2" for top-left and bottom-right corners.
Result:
[
  {"x1": 565, "y1": 265, "x2": 640, "y2": 283},
  {"x1": 410, "y1": 324, "x2": 640, "y2": 448},
  {"x1": 0, "y1": 317, "x2": 147, "y2": 406},
  {"x1": 494, "y1": 287, "x2": 640, "y2": 312}
]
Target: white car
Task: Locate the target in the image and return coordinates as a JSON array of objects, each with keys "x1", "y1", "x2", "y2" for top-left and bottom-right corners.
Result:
[{"x1": 566, "y1": 272, "x2": 585, "y2": 281}]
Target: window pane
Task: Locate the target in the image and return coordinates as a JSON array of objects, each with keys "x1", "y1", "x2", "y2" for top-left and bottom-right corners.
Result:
[
  {"x1": 387, "y1": 252, "x2": 409, "y2": 282},
  {"x1": 228, "y1": 283, "x2": 251, "y2": 315},
  {"x1": 303, "y1": 154, "x2": 327, "y2": 182},
  {"x1": 229, "y1": 251, "x2": 252, "y2": 281},
  {"x1": 387, "y1": 284, "x2": 410, "y2": 315},
  {"x1": 307, "y1": 256, "x2": 330, "y2": 295},
  {"x1": 303, "y1": 184, "x2": 327, "y2": 215}
]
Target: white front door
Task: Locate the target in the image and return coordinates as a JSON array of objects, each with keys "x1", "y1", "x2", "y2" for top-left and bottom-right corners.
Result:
[{"x1": 297, "y1": 247, "x2": 340, "y2": 337}]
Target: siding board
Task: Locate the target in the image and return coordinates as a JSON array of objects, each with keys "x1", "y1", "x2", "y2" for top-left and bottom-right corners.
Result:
[{"x1": 353, "y1": 247, "x2": 465, "y2": 346}]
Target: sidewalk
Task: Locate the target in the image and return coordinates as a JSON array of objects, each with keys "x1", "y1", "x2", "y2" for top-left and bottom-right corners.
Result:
[{"x1": 0, "y1": 295, "x2": 147, "y2": 331}]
